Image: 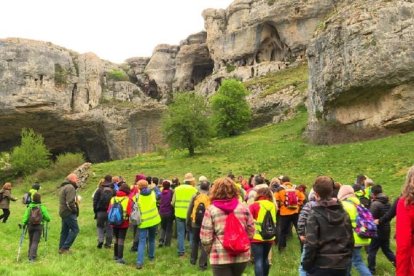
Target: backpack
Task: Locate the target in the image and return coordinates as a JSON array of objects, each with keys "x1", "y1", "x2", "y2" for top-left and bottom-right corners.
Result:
[
  {"x1": 284, "y1": 187, "x2": 299, "y2": 209},
  {"x1": 0, "y1": 191, "x2": 3, "y2": 202},
  {"x1": 129, "y1": 196, "x2": 141, "y2": 225},
  {"x1": 22, "y1": 192, "x2": 31, "y2": 205},
  {"x1": 192, "y1": 193, "x2": 210, "y2": 226},
  {"x1": 348, "y1": 200, "x2": 377, "y2": 238},
  {"x1": 108, "y1": 198, "x2": 125, "y2": 226},
  {"x1": 98, "y1": 187, "x2": 113, "y2": 210},
  {"x1": 221, "y1": 212, "x2": 250, "y2": 256},
  {"x1": 29, "y1": 206, "x2": 43, "y2": 225},
  {"x1": 357, "y1": 196, "x2": 371, "y2": 208},
  {"x1": 260, "y1": 208, "x2": 277, "y2": 240}
]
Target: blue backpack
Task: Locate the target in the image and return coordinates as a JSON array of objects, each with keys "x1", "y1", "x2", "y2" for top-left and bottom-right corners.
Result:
[{"x1": 108, "y1": 198, "x2": 125, "y2": 226}]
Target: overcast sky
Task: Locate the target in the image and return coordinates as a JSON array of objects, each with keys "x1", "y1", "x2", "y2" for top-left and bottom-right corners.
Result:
[{"x1": 1, "y1": 0, "x2": 233, "y2": 63}]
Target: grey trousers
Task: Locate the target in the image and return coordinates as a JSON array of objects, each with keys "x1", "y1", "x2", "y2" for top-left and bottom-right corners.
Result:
[{"x1": 96, "y1": 211, "x2": 113, "y2": 245}]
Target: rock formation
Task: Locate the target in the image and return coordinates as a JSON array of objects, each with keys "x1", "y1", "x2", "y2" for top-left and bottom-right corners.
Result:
[
  {"x1": 0, "y1": 38, "x2": 164, "y2": 162},
  {"x1": 306, "y1": 0, "x2": 414, "y2": 143}
]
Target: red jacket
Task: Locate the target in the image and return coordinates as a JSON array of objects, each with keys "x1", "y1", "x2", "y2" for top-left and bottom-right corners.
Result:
[
  {"x1": 107, "y1": 191, "x2": 133, "y2": 229},
  {"x1": 396, "y1": 197, "x2": 414, "y2": 276}
]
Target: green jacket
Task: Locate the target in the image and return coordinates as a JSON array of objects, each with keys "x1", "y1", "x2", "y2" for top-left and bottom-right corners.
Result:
[{"x1": 22, "y1": 202, "x2": 51, "y2": 225}]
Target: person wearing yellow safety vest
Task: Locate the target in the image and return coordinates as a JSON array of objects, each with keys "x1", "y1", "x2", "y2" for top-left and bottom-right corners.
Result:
[
  {"x1": 338, "y1": 185, "x2": 372, "y2": 276},
  {"x1": 135, "y1": 180, "x2": 161, "y2": 269},
  {"x1": 107, "y1": 182, "x2": 133, "y2": 264},
  {"x1": 172, "y1": 173, "x2": 197, "y2": 257},
  {"x1": 249, "y1": 187, "x2": 277, "y2": 276}
]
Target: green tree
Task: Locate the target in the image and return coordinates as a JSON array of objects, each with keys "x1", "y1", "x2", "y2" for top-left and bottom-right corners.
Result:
[
  {"x1": 211, "y1": 79, "x2": 252, "y2": 137},
  {"x1": 162, "y1": 92, "x2": 213, "y2": 156},
  {"x1": 10, "y1": 128, "x2": 51, "y2": 176}
]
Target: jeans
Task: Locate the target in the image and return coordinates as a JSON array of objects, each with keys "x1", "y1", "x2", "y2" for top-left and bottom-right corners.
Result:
[
  {"x1": 348, "y1": 247, "x2": 372, "y2": 276},
  {"x1": 176, "y1": 218, "x2": 193, "y2": 255},
  {"x1": 28, "y1": 224, "x2": 42, "y2": 260},
  {"x1": 251, "y1": 243, "x2": 272, "y2": 276},
  {"x1": 367, "y1": 237, "x2": 396, "y2": 273},
  {"x1": 299, "y1": 245, "x2": 307, "y2": 276},
  {"x1": 59, "y1": 214, "x2": 79, "y2": 250},
  {"x1": 159, "y1": 214, "x2": 173, "y2": 246},
  {"x1": 212, "y1": 262, "x2": 248, "y2": 276},
  {"x1": 136, "y1": 225, "x2": 157, "y2": 266},
  {"x1": 190, "y1": 226, "x2": 208, "y2": 268},
  {"x1": 96, "y1": 211, "x2": 113, "y2": 246}
]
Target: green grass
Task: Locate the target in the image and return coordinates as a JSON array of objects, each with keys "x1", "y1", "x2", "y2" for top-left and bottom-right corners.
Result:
[
  {"x1": 245, "y1": 64, "x2": 308, "y2": 98},
  {"x1": 2, "y1": 110, "x2": 410, "y2": 275}
]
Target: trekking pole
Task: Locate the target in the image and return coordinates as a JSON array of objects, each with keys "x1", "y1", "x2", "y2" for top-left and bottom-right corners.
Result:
[{"x1": 17, "y1": 224, "x2": 27, "y2": 262}]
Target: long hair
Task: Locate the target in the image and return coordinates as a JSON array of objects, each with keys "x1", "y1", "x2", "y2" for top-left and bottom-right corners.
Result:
[
  {"x1": 402, "y1": 165, "x2": 414, "y2": 205},
  {"x1": 210, "y1": 177, "x2": 239, "y2": 201},
  {"x1": 2, "y1": 182, "x2": 12, "y2": 190}
]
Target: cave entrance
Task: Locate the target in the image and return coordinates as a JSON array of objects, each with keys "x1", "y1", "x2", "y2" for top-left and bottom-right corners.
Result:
[{"x1": 255, "y1": 22, "x2": 290, "y2": 63}]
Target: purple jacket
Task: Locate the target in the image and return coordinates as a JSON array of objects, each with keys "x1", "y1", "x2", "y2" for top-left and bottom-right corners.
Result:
[{"x1": 159, "y1": 189, "x2": 173, "y2": 216}]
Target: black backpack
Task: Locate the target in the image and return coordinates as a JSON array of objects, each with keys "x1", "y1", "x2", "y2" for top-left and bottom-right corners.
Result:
[
  {"x1": 260, "y1": 209, "x2": 277, "y2": 240},
  {"x1": 29, "y1": 206, "x2": 43, "y2": 225},
  {"x1": 195, "y1": 202, "x2": 206, "y2": 226},
  {"x1": 98, "y1": 187, "x2": 113, "y2": 210}
]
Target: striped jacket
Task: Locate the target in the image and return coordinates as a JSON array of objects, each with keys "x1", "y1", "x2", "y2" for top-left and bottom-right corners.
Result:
[{"x1": 200, "y1": 199, "x2": 255, "y2": 265}]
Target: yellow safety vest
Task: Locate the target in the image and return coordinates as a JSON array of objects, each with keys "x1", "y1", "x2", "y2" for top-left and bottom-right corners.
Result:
[
  {"x1": 341, "y1": 197, "x2": 370, "y2": 246},
  {"x1": 138, "y1": 191, "x2": 161, "y2": 229},
  {"x1": 174, "y1": 184, "x2": 197, "y2": 219},
  {"x1": 253, "y1": 200, "x2": 277, "y2": 241}
]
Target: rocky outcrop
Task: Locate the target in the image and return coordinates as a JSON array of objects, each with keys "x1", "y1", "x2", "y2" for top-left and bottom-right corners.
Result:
[
  {"x1": 0, "y1": 38, "x2": 164, "y2": 162},
  {"x1": 203, "y1": 0, "x2": 337, "y2": 70},
  {"x1": 306, "y1": 0, "x2": 414, "y2": 143}
]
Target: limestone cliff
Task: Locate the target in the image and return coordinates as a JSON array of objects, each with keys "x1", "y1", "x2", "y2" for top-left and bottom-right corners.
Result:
[
  {"x1": 306, "y1": 0, "x2": 414, "y2": 143},
  {"x1": 0, "y1": 38, "x2": 164, "y2": 162}
]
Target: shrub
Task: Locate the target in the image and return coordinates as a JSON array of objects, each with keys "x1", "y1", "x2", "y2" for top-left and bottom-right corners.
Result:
[
  {"x1": 226, "y1": 64, "x2": 236, "y2": 73},
  {"x1": 33, "y1": 152, "x2": 85, "y2": 182},
  {"x1": 10, "y1": 129, "x2": 51, "y2": 176},
  {"x1": 162, "y1": 92, "x2": 213, "y2": 156},
  {"x1": 107, "y1": 69, "x2": 129, "y2": 81},
  {"x1": 211, "y1": 79, "x2": 252, "y2": 137}
]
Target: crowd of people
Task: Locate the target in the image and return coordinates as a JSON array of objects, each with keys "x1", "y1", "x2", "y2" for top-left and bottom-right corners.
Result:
[{"x1": 2, "y1": 166, "x2": 414, "y2": 275}]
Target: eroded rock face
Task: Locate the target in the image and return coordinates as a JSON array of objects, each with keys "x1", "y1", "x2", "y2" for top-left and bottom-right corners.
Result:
[
  {"x1": 0, "y1": 38, "x2": 164, "y2": 162},
  {"x1": 203, "y1": 0, "x2": 337, "y2": 69},
  {"x1": 306, "y1": 0, "x2": 414, "y2": 143}
]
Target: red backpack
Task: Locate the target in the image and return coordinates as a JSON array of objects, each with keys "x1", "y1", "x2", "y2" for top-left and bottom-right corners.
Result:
[
  {"x1": 222, "y1": 212, "x2": 250, "y2": 256},
  {"x1": 284, "y1": 188, "x2": 299, "y2": 209}
]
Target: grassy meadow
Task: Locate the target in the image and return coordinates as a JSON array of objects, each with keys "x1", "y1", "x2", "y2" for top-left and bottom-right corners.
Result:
[{"x1": 1, "y1": 110, "x2": 411, "y2": 275}]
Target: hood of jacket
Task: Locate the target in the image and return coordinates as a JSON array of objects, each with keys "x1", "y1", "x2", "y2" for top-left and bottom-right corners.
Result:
[
  {"x1": 60, "y1": 180, "x2": 77, "y2": 189},
  {"x1": 374, "y1": 193, "x2": 389, "y2": 204},
  {"x1": 213, "y1": 198, "x2": 239, "y2": 213},
  {"x1": 314, "y1": 199, "x2": 346, "y2": 226},
  {"x1": 140, "y1": 187, "x2": 152, "y2": 196}
]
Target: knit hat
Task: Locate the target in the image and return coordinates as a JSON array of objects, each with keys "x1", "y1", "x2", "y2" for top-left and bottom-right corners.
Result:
[
  {"x1": 184, "y1": 173, "x2": 195, "y2": 183},
  {"x1": 135, "y1": 174, "x2": 146, "y2": 183},
  {"x1": 337, "y1": 185, "x2": 355, "y2": 201}
]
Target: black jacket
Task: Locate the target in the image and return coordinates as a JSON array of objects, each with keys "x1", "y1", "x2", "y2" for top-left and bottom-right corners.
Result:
[
  {"x1": 370, "y1": 193, "x2": 391, "y2": 239},
  {"x1": 379, "y1": 196, "x2": 399, "y2": 225},
  {"x1": 302, "y1": 199, "x2": 354, "y2": 272}
]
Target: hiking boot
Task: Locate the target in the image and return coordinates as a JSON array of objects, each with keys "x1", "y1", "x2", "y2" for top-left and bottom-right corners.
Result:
[
  {"x1": 113, "y1": 256, "x2": 118, "y2": 261},
  {"x1": 116, "y1": 259, "x2": 126, "y2": 265},
  {"x1": 59, "y1": 248, "x2": 70, "y2": 254},
  {"x1": 136, "y1": 264, "x2": 143, "y2": 270},
  {"x1": 178, "y1": 253, "x2": 186, "y2": 259},
  {"x1": 104, "y1": 244, "x2": 111, "y2": 249},
  {"x1": 97, "y1": 242, "x2": 103, "y2": 249},
  {"x1": 158, "y1": 243, "x2": 164, "y2": 248}
]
